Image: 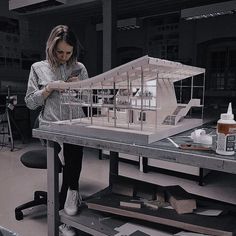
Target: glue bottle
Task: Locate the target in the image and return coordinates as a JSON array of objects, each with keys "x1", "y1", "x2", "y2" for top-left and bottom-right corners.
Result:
[{"x1": 216, "y1": 102, "x2": 236, "y2": 155}]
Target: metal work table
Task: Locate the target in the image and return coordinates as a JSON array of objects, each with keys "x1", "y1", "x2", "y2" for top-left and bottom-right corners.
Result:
[{"x1": 33, "y1": 126, "x2": 236, "y2": 236}]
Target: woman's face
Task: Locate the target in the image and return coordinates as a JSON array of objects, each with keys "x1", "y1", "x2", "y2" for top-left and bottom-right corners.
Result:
[{"x1": 55, "y1": 40, "x2": 73, "y2": 64}]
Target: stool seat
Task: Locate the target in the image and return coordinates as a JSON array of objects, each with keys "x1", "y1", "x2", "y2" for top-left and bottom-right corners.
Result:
[
  {"x1": 15, "y1": 149, "x2": 47, "y2": 220},
  {"x1": 21, "y1": 149, "x2": 47, "y2": 169}
]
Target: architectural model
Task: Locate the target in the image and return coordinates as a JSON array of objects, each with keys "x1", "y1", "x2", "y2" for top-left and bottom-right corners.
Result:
[{"x1": 46, "y1": 55, "x2": 206, "y2": 144}]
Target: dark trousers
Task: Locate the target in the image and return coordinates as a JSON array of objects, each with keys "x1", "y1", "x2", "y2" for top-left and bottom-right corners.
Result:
[{"x1": 54, "y1": 142, "x2": 83, "y2": 209}]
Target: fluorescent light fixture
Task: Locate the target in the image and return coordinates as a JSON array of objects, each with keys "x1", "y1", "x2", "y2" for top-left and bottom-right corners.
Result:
[
  {"x1": 9, "y1": 0, "x2": 66, "y2": 13},
  {"x1": 96, "y1": 18, "x2": 141, "y2": 31},
  {"x1": 117, "y1": 18, "x2": 141, "y2": 30},
  {"x1": 181, "y1": 0, "x2": 236, "y2": 20}
]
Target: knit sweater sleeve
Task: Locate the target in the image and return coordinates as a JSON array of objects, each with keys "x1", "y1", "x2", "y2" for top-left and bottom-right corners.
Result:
[
  {"x1": 78, "y1": 62, "x2": 89, "y2": 80},
  {"x1": 24, "y1": 64, "x2": 45, "y2": 110}
]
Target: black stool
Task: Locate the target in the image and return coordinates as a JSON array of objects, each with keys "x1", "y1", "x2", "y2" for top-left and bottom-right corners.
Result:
[{"x1": 15, "y1": 149, "x2": 47, "y2": 221}]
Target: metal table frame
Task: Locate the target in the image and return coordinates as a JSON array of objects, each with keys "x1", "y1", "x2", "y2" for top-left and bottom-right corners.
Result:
[{"x1": 33, "y1": 128, "x2": 236, "y2": 236}]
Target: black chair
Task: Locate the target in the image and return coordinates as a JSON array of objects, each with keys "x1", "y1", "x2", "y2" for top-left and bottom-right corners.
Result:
[
  {"x1": 15, "y1": 148, "x2": 48, "y2": 220},
  {"x1": 15, "y1": 114, "x2": 63, "y2": 221}
]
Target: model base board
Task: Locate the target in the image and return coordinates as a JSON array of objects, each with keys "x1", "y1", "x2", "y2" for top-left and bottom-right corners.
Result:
[{"x1": 44, "y1": 117, "x2": 203, "y2": 144}]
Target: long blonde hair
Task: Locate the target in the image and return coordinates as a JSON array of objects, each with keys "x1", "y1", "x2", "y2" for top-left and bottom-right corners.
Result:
[{"x1": 46, "y1": 25, "x2": 78, "y2": 68}]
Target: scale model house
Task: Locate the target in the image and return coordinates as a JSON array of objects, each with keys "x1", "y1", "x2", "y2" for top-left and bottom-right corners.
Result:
[{"x1": 47, "y1": 55, "x2": 205, "y2": 144}]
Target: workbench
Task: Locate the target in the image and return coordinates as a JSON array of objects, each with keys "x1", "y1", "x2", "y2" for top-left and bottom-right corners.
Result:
[{"x1": 33, "y1": 125, "x2": 236, "y2": 236}]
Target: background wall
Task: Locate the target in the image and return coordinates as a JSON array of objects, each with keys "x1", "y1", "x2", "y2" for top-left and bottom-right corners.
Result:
[
  {"x1": 179, "y1": 14, "x2": 236, "y2": 64},
  {"x1": 1, "y1": 0, "x2": 236, "y2": 139}
]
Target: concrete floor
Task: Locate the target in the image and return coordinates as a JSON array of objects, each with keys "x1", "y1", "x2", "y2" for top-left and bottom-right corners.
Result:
[{"x1": 0, "y1": 140, "x2": 236, "y2": 236}]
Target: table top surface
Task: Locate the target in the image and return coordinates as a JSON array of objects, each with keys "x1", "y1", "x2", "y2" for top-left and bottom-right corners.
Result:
[{"x1": 33, "y1": 123, "x2": 236, "y2": 174}]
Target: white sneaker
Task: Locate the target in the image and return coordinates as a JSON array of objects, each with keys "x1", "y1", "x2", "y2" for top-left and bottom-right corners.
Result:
[
  {"x1": 64, "y1": 188, "x2": 82, "y2": 216},
  {"x1": 59, "y1": 224, "x2": 76, "y2": 236}
]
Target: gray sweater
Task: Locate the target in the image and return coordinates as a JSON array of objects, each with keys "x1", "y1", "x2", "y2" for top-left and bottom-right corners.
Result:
[{"x1": 25, "y1": 60, "x2": 88, "y2": 125}]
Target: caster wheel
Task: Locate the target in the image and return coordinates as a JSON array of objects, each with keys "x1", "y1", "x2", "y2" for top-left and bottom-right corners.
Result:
[{"x1": 15, "y1": 210, "x2": 23, "y2": 221}]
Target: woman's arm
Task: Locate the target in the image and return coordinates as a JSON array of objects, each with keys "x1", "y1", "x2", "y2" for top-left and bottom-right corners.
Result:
[
  {"x1": 25, "y1": 65, "x2": 50, "y2": 110},
  {"x1": 80, "y1": 64, "x2": 89, "y2": 80}
]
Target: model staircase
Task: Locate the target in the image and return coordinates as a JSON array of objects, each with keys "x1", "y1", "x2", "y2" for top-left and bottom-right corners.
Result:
[
  {"x1": 162, "y1": 99, "x2": 201, "y2": 125},
  {"x1": 162, "y1": 105, "x2": 185, "y2": 125}
]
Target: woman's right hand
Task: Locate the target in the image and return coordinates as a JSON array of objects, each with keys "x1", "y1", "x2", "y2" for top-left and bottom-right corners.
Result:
[
  {"x1": 46, "y1": 80, "x2": 66, "y2": 92},
  {"x1": 43, "y1": 81, "x2": 66, "y2": 99}
]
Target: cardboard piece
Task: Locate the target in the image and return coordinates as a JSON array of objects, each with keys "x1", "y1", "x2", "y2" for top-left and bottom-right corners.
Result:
[{"x1": 165, "y1": 185, "x2": 196, "y2": 214}]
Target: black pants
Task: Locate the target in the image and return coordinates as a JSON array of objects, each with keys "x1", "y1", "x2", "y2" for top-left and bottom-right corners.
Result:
[{"x1": 54, "y1": 142, "x2": 83, "y2": 209}]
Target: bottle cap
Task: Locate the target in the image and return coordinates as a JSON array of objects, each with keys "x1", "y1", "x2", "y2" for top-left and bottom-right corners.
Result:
[{"x1": 220, "y1": 102, "x2": 234, "y2": 120}]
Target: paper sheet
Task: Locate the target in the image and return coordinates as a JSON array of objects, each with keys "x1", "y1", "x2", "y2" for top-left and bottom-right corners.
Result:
[{"x1": 114, "y1": 222, "x2": 172, "y2": 236}]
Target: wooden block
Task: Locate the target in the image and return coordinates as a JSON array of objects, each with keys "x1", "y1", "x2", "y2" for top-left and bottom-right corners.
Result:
[
  {"x1": 112, "y1": 183, "x2": 134, "y2": 197},
  {"x1": 120, "y1": 200, "x2": 142, "y2": 209},
  {"x1": 143, "y1": 200, "x2": 159, "y2": 209},
  {"x1": 165, "y1": 185, "x2": 196, "y2": 214}
]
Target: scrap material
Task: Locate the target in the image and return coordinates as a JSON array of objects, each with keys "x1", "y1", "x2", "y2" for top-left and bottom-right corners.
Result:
[
  {"x1": 86, "y1": 183, "x2": 236, "y2": 236},
  {"x1": 114, "y1": 222, "x2": 172, "y2": 236},
  {"x1": 120, "y1": 200, "x2": 142, "y2": 209}
]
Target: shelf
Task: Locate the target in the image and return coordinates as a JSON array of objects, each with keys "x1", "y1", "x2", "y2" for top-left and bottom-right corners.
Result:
[
  {"x1": 59, "y1": 185, "x2": 236, "y2": 236},
  {"x1": 86, "y1": 192, "x2": 236, "y2": 236}
]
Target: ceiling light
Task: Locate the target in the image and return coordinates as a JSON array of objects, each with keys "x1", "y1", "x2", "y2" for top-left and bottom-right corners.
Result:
[
  {"x1": 96, "y1": 18, "x2": 141, "y2": 31},
  {"x1": 181, "y1": 0, "x2": 236, "y2": 20},
  {"x1": 9, "y1": 0, "x2": 66, "y2": 13}
]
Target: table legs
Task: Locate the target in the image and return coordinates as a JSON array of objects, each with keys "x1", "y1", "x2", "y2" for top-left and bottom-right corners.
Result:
[
  {"x1": 109, "y1": 151, "x2": 119, "y2": 186},
  {"x1": 47, "y1": 140, "x2": 60, "y2": 236}
]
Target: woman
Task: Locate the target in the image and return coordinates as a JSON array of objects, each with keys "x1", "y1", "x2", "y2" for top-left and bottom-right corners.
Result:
[{"x1": 25, "y1": 25, "x2": 88, "y2": 236}]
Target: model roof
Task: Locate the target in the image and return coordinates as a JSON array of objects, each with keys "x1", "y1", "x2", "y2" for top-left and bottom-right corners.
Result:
[{"x1": 50, "y1": 55, "x2": 205, "y2": 90}]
